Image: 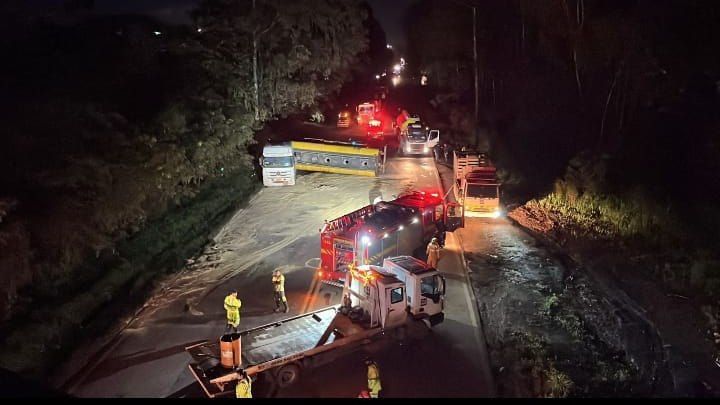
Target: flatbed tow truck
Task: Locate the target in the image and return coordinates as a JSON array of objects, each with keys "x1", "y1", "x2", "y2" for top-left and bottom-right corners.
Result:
[{"x1": 185, "y1": 256, "x2": 446, "y2": 397}]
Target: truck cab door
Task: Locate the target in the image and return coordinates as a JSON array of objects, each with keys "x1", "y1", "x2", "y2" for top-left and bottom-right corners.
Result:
[
  {"x1": 446, "y1": 202, "x2": 464, "y2": 230},
  {"x1": 383, "y1": 286, "x2": 407, "y2": 329},
  {"x1": 427, "y1": 130, "x2": 440, "y2": 148}
]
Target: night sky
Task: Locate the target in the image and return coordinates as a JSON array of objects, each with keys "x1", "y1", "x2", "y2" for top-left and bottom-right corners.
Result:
[
  {"x1": 22, "y1": 0, "x2": 415, "y2": 53},
  {"x1": 366, "y1": 0, "x2": 418, "y2": 54}
]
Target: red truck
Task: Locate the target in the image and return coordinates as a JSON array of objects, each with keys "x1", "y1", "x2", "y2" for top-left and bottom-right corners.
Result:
[{"x1": 318, "y1": 191, "x2": 447, "y2": 286}]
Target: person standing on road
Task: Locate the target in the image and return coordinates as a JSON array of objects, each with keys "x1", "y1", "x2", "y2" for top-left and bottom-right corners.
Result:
[
  {"x1": 426, "y1": 237, "x2": 442, "y2": 269},
  {"x1": 445, "y1": 143, "x2": 453, "y2": 164},
  {"x1": 224, "y1": 290, "x2": 241, "y2": 334},
  {"x1": 434, "y1": 219, "x2": 447, "y2": 248},
  {"x1": 365, "y1": 358, "x2": 382, "y2": 398},
  {"x1": 272, "y1": 270, "x2": 289, "y2": 313},
  {"x1": 235, "y1": 371, "x2": 252, "y2": 398}
]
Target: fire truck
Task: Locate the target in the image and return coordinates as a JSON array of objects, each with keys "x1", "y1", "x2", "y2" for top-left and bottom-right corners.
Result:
[
  {"x1": 185, "y1": 256, "x2": 446, "y2": 396},
  {"x1": 366, "y1": 118, "x2": 384, "y2": 139},
  {"x1": 318, "y1": 191, "x2": 447, "y2": 287}
]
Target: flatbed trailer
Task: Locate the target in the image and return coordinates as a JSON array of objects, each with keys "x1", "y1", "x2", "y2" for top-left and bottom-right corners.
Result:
[{"x1": 185, "y1": 306, "x2": 387, "y2": 397}]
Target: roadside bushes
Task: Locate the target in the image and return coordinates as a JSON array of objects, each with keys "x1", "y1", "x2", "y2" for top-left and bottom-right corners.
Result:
[
  {"x1": 0, "y1": 168, "x2": 259, "y2": 378},
  {"x1": 537, "y1": 152, "x2": 684, "y2": 246}
]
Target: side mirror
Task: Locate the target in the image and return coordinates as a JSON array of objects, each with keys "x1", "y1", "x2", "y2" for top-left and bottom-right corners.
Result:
[
  {"x1": 428, "y1": 130, "x2": 440, "y2": 141},
  {"x1": 259, "y1": 157, "x2": 264, "y2": 167}
]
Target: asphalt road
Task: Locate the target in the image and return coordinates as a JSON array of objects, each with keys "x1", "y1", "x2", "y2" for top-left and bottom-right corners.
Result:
[{"x1": 59, "y1": 122, "x2": 493, "y2": 398}]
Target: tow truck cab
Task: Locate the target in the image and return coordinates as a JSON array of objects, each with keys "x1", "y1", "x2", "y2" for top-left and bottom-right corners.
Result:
[
  {"x1": 346, "y1": 260, "x2": 446, "y2": 330},
  {"x1": 381, "y1": 256, "x2": 446, "y2": 326}
]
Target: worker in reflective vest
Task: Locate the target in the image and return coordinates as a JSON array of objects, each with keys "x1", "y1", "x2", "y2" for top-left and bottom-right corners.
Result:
[
  {"x1": 426, "y1": 237, "x2": 442, "y2": 269},
  {"x1": 365, "y1": 358, "x2": 382, "y2": 398},
  {"x1": 224, "y1": 290, "x2": 241, "y2": 334},
  {"x1": 235, "y1": 371, "x2": 252, "y2": 398},
  {"x1": 272, "y1": 270, "x2": 288, "y2": 313}
]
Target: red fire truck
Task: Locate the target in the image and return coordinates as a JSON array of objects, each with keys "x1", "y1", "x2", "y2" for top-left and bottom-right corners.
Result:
[{"x1": 319, "y1": 191, "x2": 447, "y2": 286}]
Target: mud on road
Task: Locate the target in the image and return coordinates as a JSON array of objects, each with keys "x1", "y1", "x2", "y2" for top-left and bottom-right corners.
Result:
[{"x1": 458, "y1": 218, "x2": 669, "y2": 397}]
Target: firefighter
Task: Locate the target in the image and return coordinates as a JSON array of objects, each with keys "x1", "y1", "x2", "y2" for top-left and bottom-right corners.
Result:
[
  {"x1": 434, "y1": 219, "x2": 447, "y2": 248},
  {"x1": 224, "y1": 290, "x2": 241, "y2": 334},
  {"x1": 341, "y1": 292, "x2": 352, "y2": 314},
  {"x1": 426, "y1": 237, "x2": 442, "y2": 269},
  {"x1": 365, "y1": 358, "x2": 382, "y2": 398},
  {"x1": 272, "y1": 270, "x2": 288, "y2": 313},
  {"x1": 235, "y1": 371, "x2": 252, "y2": 398}
]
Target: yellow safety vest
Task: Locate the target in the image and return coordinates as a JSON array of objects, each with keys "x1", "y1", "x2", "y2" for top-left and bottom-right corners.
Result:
[
  {"x1": 224, "y1": 295, "x2": 241, "y2": 327},
  {"x1": 272, "y1": 274, "x2": 285, "y2": 292},
  {"x1": 235, "y1": 377, "x2": 252, "y2": 398},
  {"x1": 367, "y1": 363, "x2": 381, "y2": 395}
]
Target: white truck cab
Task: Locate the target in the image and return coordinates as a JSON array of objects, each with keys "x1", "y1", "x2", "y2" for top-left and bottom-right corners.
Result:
[
  {"x1": 347, "y1": 257, "x2": 446, "y2": 329},
  {"x1": 399, "y1": 122, "x2": 440, "y2": 156},
  {"x1": 382, "y1": 256, "x2": 445, "y2": 325},
  {"x1": 260, "y1": 144, "x2": 295, "y2": 186}
]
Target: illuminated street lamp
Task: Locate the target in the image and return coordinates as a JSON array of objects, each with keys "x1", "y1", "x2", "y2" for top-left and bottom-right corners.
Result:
[
  {"x1": 393, "y1": 64, "x2": 402, "y2": 74},
  {"x1": 412, "y1": 217, "x2": 419, "y2": 224},
  {"x1": 386, "y1": 44, "x2": 393, "y2": 49},
  {"x1": 375, "y1": 74, "x2": 381, "y2": 80}
]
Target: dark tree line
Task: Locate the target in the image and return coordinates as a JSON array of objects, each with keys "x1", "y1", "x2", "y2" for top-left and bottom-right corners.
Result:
[
  {"x1": 0, "y1": 0, "x2": 373, "y2": 372},
  {"x1": 407, "y1": 0, "x2": 720, "y2": 244}
]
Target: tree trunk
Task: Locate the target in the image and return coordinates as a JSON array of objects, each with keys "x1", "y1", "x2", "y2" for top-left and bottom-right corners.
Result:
[
  {"x1": 252, "y1": 0, "x2": 260, "y2": 121},
  {"x1": 600, "y1": 67, "x2": 621, "y2": 147}
]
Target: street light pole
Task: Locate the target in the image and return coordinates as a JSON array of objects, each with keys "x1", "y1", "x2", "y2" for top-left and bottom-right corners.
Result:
[{"x1": 473, "y1": 6, "x2": 480, "y2": 148}]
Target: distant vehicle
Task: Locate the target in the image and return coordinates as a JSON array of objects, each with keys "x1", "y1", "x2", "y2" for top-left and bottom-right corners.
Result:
[
  {"x1": 337, "y1": 110, "x2": 352, "y2": 128},
  {"x1": 398, "y1": 121, "x2": 439, "y2": 156},
  {"x1": 356, "y1": 102, "x2": 376, "y2": 127},
  {"x1": 366, "y1": 118, "x2": 384, "y2": 139},
  {"x1": 452, "y1": 150, "x2": 502, "y2": 218},
  {"x1": 185, "y1": 255, "x2": 446, "y2": 395}
]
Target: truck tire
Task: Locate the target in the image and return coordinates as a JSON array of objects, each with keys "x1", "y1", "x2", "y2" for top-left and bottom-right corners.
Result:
[{"x1": 275, "y1": 363, "x2": 301, "y2": 388}]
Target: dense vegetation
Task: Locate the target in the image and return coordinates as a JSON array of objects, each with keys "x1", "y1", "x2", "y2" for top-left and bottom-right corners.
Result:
[
  {"x1": 0, "y1": 0, "x2": 371, "y2": 377},
  {"x1": 406, "y1": 0, "x2": 720, "y2": 250}
]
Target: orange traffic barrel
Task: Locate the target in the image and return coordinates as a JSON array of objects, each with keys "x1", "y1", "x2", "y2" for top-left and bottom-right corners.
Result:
[
  {"x1": 220, "y1": 334, "x2": 234, "y2": 369},
  {"x1": 231, "y1": 333, "x2": 242, "y2": 367}
]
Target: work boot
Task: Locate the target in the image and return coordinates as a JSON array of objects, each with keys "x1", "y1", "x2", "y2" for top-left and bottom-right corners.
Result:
[
  {"x1": 284, "y1": 306, "x2": 289, "y2": 313},
  {"x1": 274, "y1": 308, "x2": 281, "y2": 313}
]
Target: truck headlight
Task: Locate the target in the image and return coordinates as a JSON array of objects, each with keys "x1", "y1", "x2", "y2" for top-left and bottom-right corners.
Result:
[
  {"x1": 492, "y1": 209, "x2": 504, "y2": 219},
  {"x1": 423, "y1": 147, "x2": 429, "y2": 153}
]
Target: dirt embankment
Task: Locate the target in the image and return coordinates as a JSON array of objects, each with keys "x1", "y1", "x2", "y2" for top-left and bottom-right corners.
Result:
[{"x1": 506, "y1": 201, "x2": 720, "y2": 397}]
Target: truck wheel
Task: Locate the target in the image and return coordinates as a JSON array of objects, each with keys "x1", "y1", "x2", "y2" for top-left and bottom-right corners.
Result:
[{"x1": 275, "y1": 364, "x2": 301, "y2": 388}]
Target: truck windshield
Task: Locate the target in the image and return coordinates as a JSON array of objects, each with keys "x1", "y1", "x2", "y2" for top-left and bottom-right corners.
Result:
[
  {"x1": 421, "y1": 275, "x2": 441, "y2": 296},
  {"x1": 263, "y1": 156, "x2": 293, "y2": 168},
  {"x1": 467, "y1": 185, "x2": 498, "y2": 199},
  {"x1": 408, "y1": 129, "x2": 426, "y2": 142}
]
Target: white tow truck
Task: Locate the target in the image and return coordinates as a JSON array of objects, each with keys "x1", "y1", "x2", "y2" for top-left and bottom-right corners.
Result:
[{"x1": 185, "y1": 256, "x2": 446, "y2": 397}]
